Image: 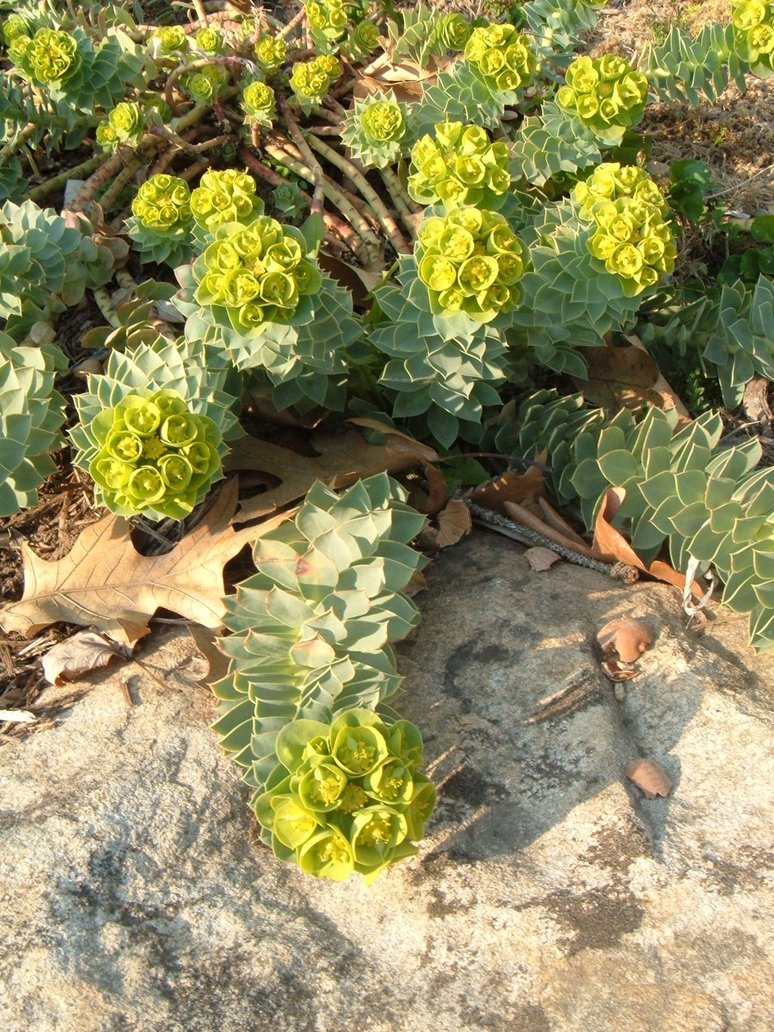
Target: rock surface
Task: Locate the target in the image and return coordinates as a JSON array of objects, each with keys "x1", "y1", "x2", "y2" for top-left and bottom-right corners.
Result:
[{"x1": 1, "y1": 531, "x2": 773, "y2": 1032}]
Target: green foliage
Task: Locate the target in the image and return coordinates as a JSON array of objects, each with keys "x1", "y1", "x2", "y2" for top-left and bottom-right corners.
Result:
[
  {"x1": 732, "y1": 0, "x2": 774, "y2": 74},
  {"x1": 306, "y1": 0, "x2": 350, "y2": 46},
  {"x1": 254, "y1": 35, "x2": 287, "y2": 75},
  {"x1": 0, "y1": 332, "x2": 66, "y2": 517},
  {"x1": 241, "y1": 79, "x2": 276, "y2": 128},
  {"x1": 501, "y1": 391, "x2": 774, "y2": 652},
  {"x1": 0, "y1": 199, "x2": 114, "y2": 338},
  {"x1": 211, "y1": 472, "x2": 431, "y2": 879},
  {"x1": 182, "y1": 63, "x2": 229, "y2": 104},
  {"x1": 523, "y1": 0, "x2": 609, "y2": 56},
  {"x1": 340, "y1": 93, "x2": 408, "y2": 170},
  {"x1": 639, "y1": 23, "x2": 749, "y2": 106},
  {"x1": 95, "y1": 100, "x2": 144, "y2": 151},
  {"x1": 289, "y1": 53, "x2": 342, "y2": 111},
  {"x1": 70, "y1": 336, "x2": 239, "y2": 520},
  {"x1": 509, "y1": 99, "x2": 601, "y2": 187},
  {"x1": 667, "y1": 159, "x2": 713, "y2": 222}
]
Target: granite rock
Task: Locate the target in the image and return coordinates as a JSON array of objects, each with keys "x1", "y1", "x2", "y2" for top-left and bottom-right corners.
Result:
[{"x1": 1, "y1": 531, "x2": 772, "y2": 1032}]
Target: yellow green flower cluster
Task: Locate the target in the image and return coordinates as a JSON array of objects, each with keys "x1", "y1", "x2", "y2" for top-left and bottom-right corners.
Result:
[
  {"x1": 193, "y1": 217, "x2": 322, "y2": 332},
  {"x1": 152, "y1": 25, "x2": 188, "y2": 56},
  {"x1": 463, "y1": 23, "x2": 538, "y2": 93},
  {"x1": 289, "y1": 53, "x2": 341, "y2": 107},
  {"x1": 416, "y1": 206, "x2": 525, "y2": 322},
  {"x1": 131, "y1": 175, "x2": 193, "y2": 232},
  {"x1": 341, "y1": 94, "x2": 407, "y2": 168},
  {"x1": 87, "y1": 389, "x2": 222, "y2": 520},
  {"x1": 9, "y1": 27, "x2": 81, "y2": 87},
  {"x1": 2, "y1": 14, "x2": 30, "y2": 45},
  {"x1": 95, "y1": 102, "x2": 144, "y2": 151},
  {"x1": 193, "y1": 27, "x2": 223, "y2": 54},
  {"x1": 439, "y1": 13, "x2": 473, "y2": 52},
  {"x1": 306, "y1": 0, "x2": 349, "y2": 43},
  {"x1": 189, "y1": 169, "x2": 261, "y2": 232},
  {"x1": 182, "y1": 63, "x2": 229, "y2": 103},
  {"x1": 241, "y1": 80, "x2": 276, "y2": 127},
  {"x1": 573, "y1": 163, "x2": 676, "y2": 296},
  {"x1": 732, "y1": 1, "x2": 774, "y2": 69},
  {"x1": 255, "y1": 34, "x2": 287, "y2": 74},
  {"x1": 556, "y1": 54, "x2": 648, "y2": 137},
  {"x1": 255, "y1": 710, "x2": 436, "y2": 883},
  {"x1": 408, "y1": 121, "x2": 510, "y2": 210}
]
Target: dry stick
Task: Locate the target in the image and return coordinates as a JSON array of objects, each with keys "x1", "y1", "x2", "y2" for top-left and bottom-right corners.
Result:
[
  {"x1": 260, "y1": 142, "x2": 381, "y2": 264},
  {"x1": 310, "y1": 106, "x2": 342, "y2": 126},
  {"x1": 278, "y1": 96, "x2": 324, "y2": 215},
  {"x1": 192, "y1": 0, "x2": 209, "y2": 23},
  {"x1": 180, "y1": 158, "x2": 211, "y2": 182},
  {"x1": 28, "y1": 154, "x2": 105, "y2": 202},
  {"x1": 98, "y1": 158, "x2": 144, "y2": 214},
  {"x1": 278, "y1": 7, "x2": 307, "y2": 39},
  {"x1": 306, "y1": 133, "x2": 411, "y2": 254},
  {"x1": 0, "y1": 122, "x2": 37, "y2": 163},
  {"x1": 238, "y1": 147, "x2": 360, "y2": 256}
]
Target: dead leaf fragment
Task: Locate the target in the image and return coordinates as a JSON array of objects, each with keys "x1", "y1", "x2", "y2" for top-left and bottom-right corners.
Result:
[
  {"x1": 41, "y1": 630, "x2": 131, "y2": 685},
  {"x1": 596, "y1": 616, "x2": 654, "y2": 663},
  {"x1": 577, "y1": 336, "x2": 690, "y2": 419},
  {"x1": 600, "y1": 657, "x2": 639, "y2": 682},
  {"x1": 0, "y1": 479, "x2": 281, "y2": 645},
  {"x1": 435, "y1": 499, "x2": 472, "y2": 549},
  {"x1": 470, "y1": 463, "x2": 545, "y2": 513},
  {"x1": 188, "y1": 625, "x2": 230, "y2": 690},
  {"x1": 524, "y1": 547, "x2": 562, "y2": 571},
  {"x1": 625, "y1": 758, "x2": 672, "y2": 799}
]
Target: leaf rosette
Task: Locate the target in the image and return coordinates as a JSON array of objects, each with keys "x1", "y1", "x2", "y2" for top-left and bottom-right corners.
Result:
[
  {"x1": 255, "y1": 35, "x2": 287, "y2": 75},
  {"x1": 193, "y1": 27, "x2": 224, "y2": 55},
  {"x1": 407, "y1": 121, "x2": 511, "y2": 210},
  {"x1": 189, "y1": 168, "x2": 262, "y2": 235},
  {"x1": 13, "y1": 27, "x2": 82, "y2": 88},
  {"x1": 340, "y1": 93, "x2": 408, "y2": 170},
  {"x1": 182, "y1": 64, "x2": 229, "y2": 104}
]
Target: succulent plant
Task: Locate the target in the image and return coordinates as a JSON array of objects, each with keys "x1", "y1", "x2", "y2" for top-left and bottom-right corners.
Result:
[
  {"x1": 151, "y1": 25, "x2": 188, "y2": 58},
  {"x1": 95, "y1": 101, "x2": 145, "y2": 151},
  {"x1": 463, "y1": 24, "x2": 538, "y2": 95},
  {"x1": 341, "y1": 19, "x2": 380, "y2": 63},
  {"x1": 306, "y1": 0, "x2": 349, "y2": 45},
  {"x1": 70, "y1": 336, "x2": 239, "y2": 521},
  {"x1": 438, "y1": 13, "x2": 473, "y2": 52},
  {"x1": 271, "y1": 181, "x2": 307, "y2": 218},
  {"x1": 501, "y1": 390, "x2": 774, "y2": 652},
  {"x1": 193, "y1": 27, "x2": 224, "y2": 55},
  {"x1": 340, "y1": 93, "x2": 408, "y2": 170},
  {"x1": 253, "y1": 709, "x2": 435, "y2": 883},
  {"x1": 523, "y1": 0, "x2": 610, "y2": 58},
  {"x1": 182, "y1": 63, "x2": 229, "y2": 104},
  {"x1": 639, "y1": 22, "x2": 748, "y2": 107},
  {"x1": 0, "y1": 332, "x2": 67, "y2": 517},
  {"x1": 508, "y1": 99, "x2": 601, "y2": 186},
  {"x1": 572, "y1": 164, "x2": 676, "y2": 296},
  {"x1": 11, "y1": 27, "x2": 81, "y2": 87},
  {"x1": 189, "y1": 168, "x2": 262, "y2": 235},
  {"x1": 125, "y1": 174, "x2": 195, "y2": 268},
  {"x1": 254, "y1": 34, "x2": 287, "y2": 75},
  {"x1": 240, "y1": 79, "x2": 276, "y2": 128},
  {"x1": 407, "y1": 121, "x2": 510, "y2": 210},
  {"x1": 175, "y1": 213, "x2": 361, "y2": 410},
  {"x1": 289, "y1": 54, "x2": 341, "y2": 111},
  {"x1": 1, "y1": 14, "x2": 31, "y2": 45},
  {"x1": 210, "y1": 472, "x2": 433, "y2": 879},
  {"x1": 556, "y1": 54, "x2": 648, "y2": 145},
  {"x1": 0, "y1": 199, "x2": 114, "y2": 338}
]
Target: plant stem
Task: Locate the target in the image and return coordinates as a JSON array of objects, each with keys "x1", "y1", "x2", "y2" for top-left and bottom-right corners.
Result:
[
  {"x1": 278, "y1": 96, "x2": 324, "y2": 215},
  {"x1": 0, "y1": 122, "x2": 37, "y2": 164},
  {"x1": 98, "y1": 158, "x2": 143, "y2": 214},
  {"x1": 378, "y1": 166, "x2": 420, "y2": 239},
  {"x1": 278, "y1": 8, "x2": 307, "y2": 40},
  {"x1": 165, "y1": 59, "x2": 252, "y2": 114},
  {"x1": 306, "y1": 134, "x2": 411, "y2": 254},
  {"x1": 28, "y1": 155, "x2": 105, "y2": 202}
]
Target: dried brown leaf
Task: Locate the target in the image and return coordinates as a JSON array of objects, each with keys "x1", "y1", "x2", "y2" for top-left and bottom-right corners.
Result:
[
  {"x1": 40, "y1": 630, "x2": 131, "y2": 685},
  {"x1": 188, "y1": 625, "x2": 230, "y2": 689},
  {"x1": 600, "y1": 657, "x2": 639, "y2": 682},
  {"x1": 434, "y1": 499, "x2": 472, "y2": 549},
  {"x1": 228, "y1": 423, "x2": 437, "y2": 523},
  {"x1": 596, "y1": 616, "x2": 654, "y2": 663},
  {"x1": 0, "y1": 479, "x2": 281, "y2": 645},
  {"x1": 524, "y1": 547, "x2": 562, "y2": 571},
  {"x1": 625, "y1": 758, "x2": 672, "y2": 798},
  {"x1": 503, "y1": 499, "x2": 595, "y2": 556},
  {"x1": 577, "y1": 336, "x2": 690, "y2": 420},
  {"x1": 317, "y1": 254, "x2": 382, "y2": 306},
  {"x1": 471, "y1": 463, "x2": 545, "y2": 513}
]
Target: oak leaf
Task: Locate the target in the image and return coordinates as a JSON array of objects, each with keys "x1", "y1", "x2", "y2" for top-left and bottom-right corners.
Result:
[{"x1": 0, "y1": 479, "x2": 282, "y2": 645}]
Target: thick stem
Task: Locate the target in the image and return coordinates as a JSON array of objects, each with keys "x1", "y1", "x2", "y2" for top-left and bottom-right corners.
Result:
[
  {"x1": 278, "y1": 96, "x2": 324, "y2": 216},
  {"x1": 98, "y1": 159, "x2": 143, "y2": 214},
  {"x1": 379, "y1": 166, "x2": 420, "y2": 239},
  {"x1": 28, "y1": 154, "x2": 105, "y2": 202},
  {"x1": 278, "y1": 8, "x2": 307, "y2": 40},
  {"x1": 306, "y1": 134, "x2": 411, "y2": 254},
  {"x1": 0, "y1": 122, "x2": 37, "y2": 164},
  {"x1": 165, "y1": 58, "x2": 253, "y2": 114}
]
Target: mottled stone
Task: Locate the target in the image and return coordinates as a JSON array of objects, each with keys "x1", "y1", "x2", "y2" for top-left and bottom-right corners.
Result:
[{"x1": 1, "y1": 532, "x2": 772, "y2": 1032}]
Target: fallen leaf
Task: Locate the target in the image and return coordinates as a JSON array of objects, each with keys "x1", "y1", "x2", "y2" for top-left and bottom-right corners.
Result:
[
  {"x1": 600, "y1": 657, "x2": 639, "y2": 682},
  {"x1": 536, "y1": 497, "x2": 589, "y2": 549},
  {"x1": 524, "y1": 547, "x2": 562, "y2": 571},
  {"x1": 188, "y1": 624, "x2": 230, "y2": 689},
  {"x1": 0, "y1": 479, "x2": 283, "y2": 645},
  {"x1": 592, "y1": 487, "x2": 704, "y2": 596},
  {"x1": 577, "y1": 335, "x2": 690, "y2": 420},
  {"x1": 419, "y1": 464, "x2": 449, "y2": 517},
  {"x1": 41, "y1": 630, "x2": 131, "y2": 685},
  {"x1": 596, "y1": 616, "x2": 654, "y2": 663},
  {"x1": 470, "y1": 462, "x2": 545, "y2": 513},
  {"x1": 318, "y1": 254, "x2": 382, "y2": 306},
  {"x1": 625, "y1": 758, "x2": 672, "y2": 799},
  {"x1": 503, "y1": 499, "x2": 596, "y2": 557},
  {"x1": 434, "y1": 498, "x2": 472, "y2": 549},
  {"x1": 227, "y1": 422, "x2": 437, "y2": 522}
]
